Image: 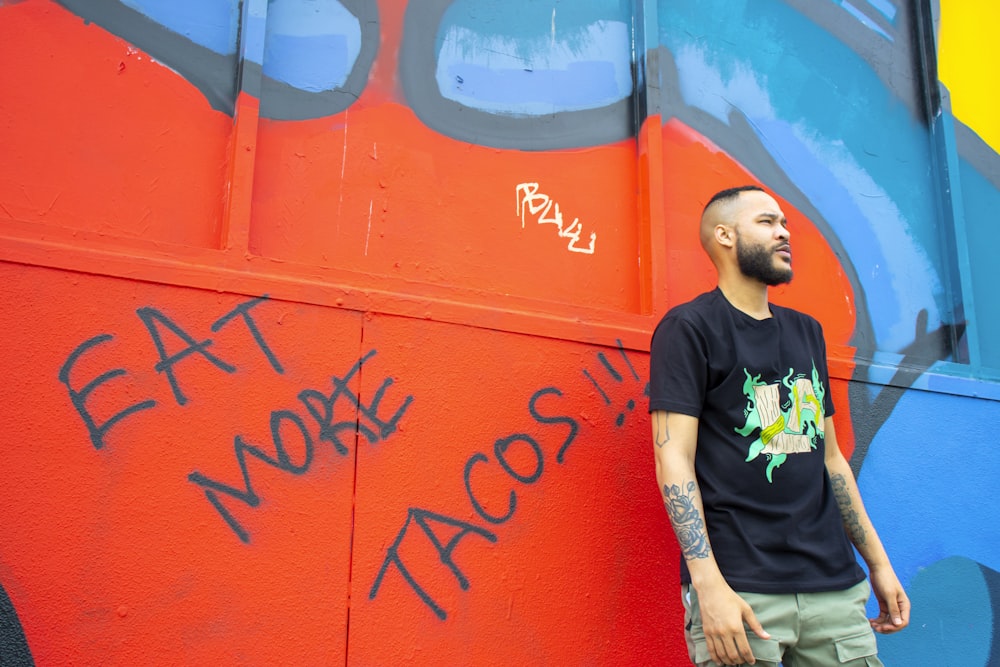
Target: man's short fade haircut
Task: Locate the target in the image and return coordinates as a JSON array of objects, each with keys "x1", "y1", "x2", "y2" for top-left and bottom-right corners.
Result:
[{"x1": 702, "y1": 185, "x2": 765, "y2": 215}]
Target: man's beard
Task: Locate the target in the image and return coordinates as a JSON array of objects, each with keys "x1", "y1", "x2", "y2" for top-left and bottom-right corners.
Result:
[{"x1": 736, "y1": 237, "x2": 792, "y2": 286}]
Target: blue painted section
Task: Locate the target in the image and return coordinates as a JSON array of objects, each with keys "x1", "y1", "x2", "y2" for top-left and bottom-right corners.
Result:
[
  {"x1": 438, "y1": 0, "x2": 633, "y2": 33},
  {"x1": 659, "y1": 0, "x2": 950, "y2": 354},
  {"x1": 263, "y1": 33, "x2": 355, "y2": 92},
  {"x1": 122, "y1": 0, "x2": 240, "y2": 55},
  {"x1": 876, "y1": 557, "x2": 995, "y2": 666},
  {"x1": 241, "y1": 1, "x2": 268, "y2": 67},
  {"x1": 439, "y1": 60, "x2": 625, "y2": 115},
  {"x1": 746, "y1": 118, "x2": 939, "y2": 350},
  {"x1": 122, "y1": 0, "x2": 360, "y2": 92},
  {"x1": 958, "y1": 156, "x2": 1000, "y2": 369},
  {"x1": 860, "y1": 389, "x2": 1000, "y2": 589},
  {"x1": 436, "y1": 1, "x2": 632, "y2": 115},
  {"x1": 262, "y1": 0, "x2": 361, "y2": 91},
  {"x1": 860, "y1": 387, "x2": 1000, "y2": 664}
]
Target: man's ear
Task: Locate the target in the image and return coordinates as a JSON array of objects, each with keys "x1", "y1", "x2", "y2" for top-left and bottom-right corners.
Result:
[{"x1": 715, "y1": 224, "x2": 735, "y2": 249}]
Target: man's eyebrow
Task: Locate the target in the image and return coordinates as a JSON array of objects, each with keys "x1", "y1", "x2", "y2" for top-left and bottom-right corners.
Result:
[{"x1": 756, "y1": 211, "x2": 787, "y2": 222}]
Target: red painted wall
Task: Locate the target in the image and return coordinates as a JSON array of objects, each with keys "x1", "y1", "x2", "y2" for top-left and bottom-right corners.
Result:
[{"x1": 0, "y1": 266, "x2": 681, "y2": 664}]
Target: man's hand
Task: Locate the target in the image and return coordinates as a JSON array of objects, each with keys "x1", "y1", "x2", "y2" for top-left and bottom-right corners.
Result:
[
  {"x1": 868, "y1": 565, "x2": 910, "y2": 634},
  {"x1": 697, "y1": 580, "x2": 770, "y2": 665}
]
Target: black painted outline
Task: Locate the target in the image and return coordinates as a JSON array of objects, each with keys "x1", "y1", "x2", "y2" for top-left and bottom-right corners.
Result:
[
  {"x1": 188, "y1": 410, "x2": 315, "y2": 544},
  {"x1": 136, "y1": 307, "x2": 236, "y2": 406},
  {"x1": 58, "y1": 334, "x2": 157, "y2": 451},
  {"x1": 0, "y1": 580, "x2": 34, "y2": 666},
  {"x1": 368, "y1": 508, "x2": 497, "y2": 620},
  {"x1": 464, "y1": 453, "x2": 516, "y2": 525}
]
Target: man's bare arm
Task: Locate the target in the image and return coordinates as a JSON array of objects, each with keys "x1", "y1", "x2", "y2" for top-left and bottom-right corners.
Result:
[
  {"x1": 654, "y1": 411, "x2": 713, "y2": 559},
  {"x1": 824, "y1": 417, "x2": 910, "y2": 634},
  {"x1": 652, "y1": 410, "x2": 769, "y2": 664}
]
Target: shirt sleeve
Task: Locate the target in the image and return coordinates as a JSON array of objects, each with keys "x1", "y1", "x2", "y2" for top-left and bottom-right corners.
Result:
[{"x1": 648, "y1": 313, "x2": 707, "y2": 417}]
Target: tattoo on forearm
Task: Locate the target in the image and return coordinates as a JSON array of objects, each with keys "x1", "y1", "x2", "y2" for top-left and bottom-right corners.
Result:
[
  {"x1": 654, "y1": 412, "x2": 670, "y2": 448},
  {"x1": 663, "y1": 481, "x2": 711, "y2": 559},
  {"x1": 831, "y1": 473, "x2": 867, "y2": 546}
]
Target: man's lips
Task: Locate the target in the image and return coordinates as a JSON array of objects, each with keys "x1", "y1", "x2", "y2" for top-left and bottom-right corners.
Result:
[{"x1": 775, "y1": 244, "x2": 792, "y2": 260}]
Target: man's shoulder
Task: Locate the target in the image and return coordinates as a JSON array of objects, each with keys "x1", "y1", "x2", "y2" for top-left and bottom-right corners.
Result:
[
  {"x1": 659, "y1": 289, "x2": 722, "y2": 324},
  {"x1": 650, "y1": 291, "x2": 724, "y2": 354},
  {"x1": 650, "y1": 290, "x2": 718, "y2": 351}
]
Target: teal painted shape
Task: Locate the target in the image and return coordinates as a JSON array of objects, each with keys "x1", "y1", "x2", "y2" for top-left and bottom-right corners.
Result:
[
  {"x1": 877, "y1": 556, "x2": 994, "y2": 666},
  {"x1": 656, "y1": 0, "x2": 952, "y2": 357},
  {"x1": 959, "y1": 156, "x2": 1000, "y2": 369}
]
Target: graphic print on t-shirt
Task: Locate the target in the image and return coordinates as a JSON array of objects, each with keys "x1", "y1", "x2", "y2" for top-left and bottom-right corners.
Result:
[{"x1": 735, "y1": 362, "x2": 826, "y2": 482}]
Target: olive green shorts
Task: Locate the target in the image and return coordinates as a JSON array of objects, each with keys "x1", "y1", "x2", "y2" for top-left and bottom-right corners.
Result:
[{"x1": 681, "y1": 579, "x2": 883, "y2": 666}]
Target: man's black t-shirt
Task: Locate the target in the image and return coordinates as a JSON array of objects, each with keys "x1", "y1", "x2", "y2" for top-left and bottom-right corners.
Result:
[{"x1": 649, "y1": 288, "x2": 864, "y2": 594}]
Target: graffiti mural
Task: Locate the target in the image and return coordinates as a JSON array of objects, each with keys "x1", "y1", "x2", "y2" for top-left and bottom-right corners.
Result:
[{"x1": 0, "y1": 0, "x2": 997, "y2": 664}]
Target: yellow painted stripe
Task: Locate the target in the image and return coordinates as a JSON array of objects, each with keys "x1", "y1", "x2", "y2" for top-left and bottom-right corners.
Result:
[{"x1": 938, "y1": 0, "x2": 1000, "y2": 150}]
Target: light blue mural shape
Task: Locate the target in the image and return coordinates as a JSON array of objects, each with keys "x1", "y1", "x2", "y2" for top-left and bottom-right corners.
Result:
[
  {"x1": 261, "y1": 0, "x2": 361, "y2": 92},
  {"x1": 122, "y1": 0, "x2": 240, "y2": 54},
  {"x1": 122, "y1": 0, "x2": 362, "y2": 93},
  {"x1": 436, "y1": 0, "x2": 633, "y2": 116}
]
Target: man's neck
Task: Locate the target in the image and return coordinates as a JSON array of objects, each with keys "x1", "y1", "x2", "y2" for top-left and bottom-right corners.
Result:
[{"x1": 717, "y1": 278, "x2": 771, "y2": 320}]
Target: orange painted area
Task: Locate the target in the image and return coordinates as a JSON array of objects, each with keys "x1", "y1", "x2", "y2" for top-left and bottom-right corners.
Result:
[
  {"x1": 0, "y1": 265, "x2": 358, "y2": 664},
  {"x1": 0, "y1": 263, "x2": 678, "y2": 664},
  {"x1": 0, "y1": 0, "x2": 650, "y2": 347},
  {"x1": 250, "y1": 105, "x2": 640, "y2": 312},
  {"x1": 349, "y1": 314, "x2": 679, "y2": 664},
  {"x1": 248, "y1": 0, "x2": 642, "y2": 318},
  {"x1": 0, "y1": 0, "x2": 231, "y2": 248}
]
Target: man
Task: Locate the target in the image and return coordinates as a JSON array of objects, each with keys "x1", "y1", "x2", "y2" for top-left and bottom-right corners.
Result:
[{"x1": 649, "y1": 186, "x2": 909, "y2": 666}]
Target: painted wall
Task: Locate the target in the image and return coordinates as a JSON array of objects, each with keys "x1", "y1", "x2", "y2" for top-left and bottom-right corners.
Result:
[{"x1": 0, "y1": 0, "x2": 996, "y2": 665}]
